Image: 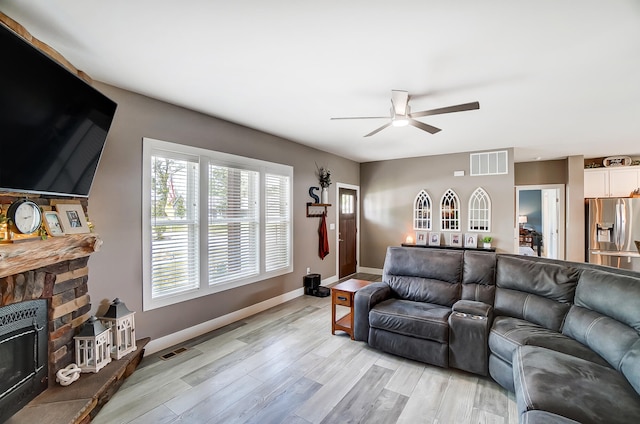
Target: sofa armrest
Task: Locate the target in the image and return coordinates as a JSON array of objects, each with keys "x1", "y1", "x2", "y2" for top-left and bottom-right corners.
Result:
[
  {"x1": 353, "y1": 282, "x2": 392, "y2": 342},
  {"x1": 449, "y1": 300, "x2": 493, "y2": 376},
  {"x1": 452, "y1": 299, "x2": 492, "y2": 318}
]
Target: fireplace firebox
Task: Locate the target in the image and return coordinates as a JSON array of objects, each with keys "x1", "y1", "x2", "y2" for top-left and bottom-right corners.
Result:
[{"x1": 0, "y1": 299, "x2": 48, "y2": 423}]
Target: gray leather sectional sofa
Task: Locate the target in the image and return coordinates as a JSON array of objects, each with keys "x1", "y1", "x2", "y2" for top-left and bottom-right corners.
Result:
[{"x1": 354, "y1": 246, "x2": 640, "y2": 424}]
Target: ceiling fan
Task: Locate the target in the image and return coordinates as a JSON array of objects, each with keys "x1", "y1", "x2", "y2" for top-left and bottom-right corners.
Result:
[{"x1": 331, "y1": 90, "x2": 480, "y2": 137}]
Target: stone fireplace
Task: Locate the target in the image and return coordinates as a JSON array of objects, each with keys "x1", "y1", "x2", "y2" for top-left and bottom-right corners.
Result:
[
  {"x1": 0, "y1": 234, "x2": 102, "y2": 421},
  {"x1": 0, "y1": 299, "x2": 48, "y2": 422}
]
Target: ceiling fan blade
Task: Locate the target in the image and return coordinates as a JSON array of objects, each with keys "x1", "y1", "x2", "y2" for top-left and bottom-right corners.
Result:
[
  {"x1": 408, "y1": 119, "x2": 441, "y2": 134},
  {"x1": 364, "y1": 122, "x2": 392, "y2": 137},
  {"x1": 330, "y1": 116, "x2": 389, "y2": 120},
  {"x1": 391, "y1": 90, "x2": 409, "y2": 115},
  {"x1": 410, "y1": 101, "x2": 480, "y2": 118}
]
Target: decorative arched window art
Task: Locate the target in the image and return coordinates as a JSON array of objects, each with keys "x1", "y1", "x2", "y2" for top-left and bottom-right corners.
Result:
[
  {"x1": 413, "y1": 190, "x2": 432, "y2": 230},
  {"x1": 468, "y1": 187, "x2": 491, "y2": 232},
  {"x1": 440, "y1": 189, "x2": 460, "y2": 231}
]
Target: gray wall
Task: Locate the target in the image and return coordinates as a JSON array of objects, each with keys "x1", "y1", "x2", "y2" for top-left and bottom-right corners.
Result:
[
  {"x1": 87, "y1": 83, "x2": 359, "y2": 342},
  {"x1": 566, "y1": 155, "x2": 585, "y2": 262},
  {"x1": 359, "y1": 149, "x2": 516, "y2": 269},
  {"x1": 515, "y1": 159, "x2": 567, "y2": 186}
]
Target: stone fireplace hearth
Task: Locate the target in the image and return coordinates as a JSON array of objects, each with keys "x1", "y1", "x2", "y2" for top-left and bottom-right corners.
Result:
[{"x1": 1, "y1": 234, "x2": 148, "y2": 424}]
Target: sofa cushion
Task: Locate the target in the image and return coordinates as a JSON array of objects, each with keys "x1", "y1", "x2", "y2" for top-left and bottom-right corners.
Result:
[
  {"x1": 494, "y1": 288, "x2": 571, "y2": 332},
  {"x1": 369, "y1": 299, "x2": 450, "y2": 343},
  {"x1": 575, "y1": 268, "x2": 640, "y2": 332},
  {"x1": 385, "y1": 275, "x2": 460, "y2": 306},
  {"x1": 489, "y1": 316, "x2": 609, "y2": 368},
  {"x1": 563, "y1": 305, "x2": 640, "y2": 372},
  {"x1": 514, "y1": 346, "x2": 640, "y2": 424},
  {"x1": 383, "y1": 247, "x2": 463, "y2": 306},
  {"x1": 496, "y1": 255, "x2": 579, "y2": 303},
  {"x1": 621, "y1": 339, "x2": 640, "y2": 396}
]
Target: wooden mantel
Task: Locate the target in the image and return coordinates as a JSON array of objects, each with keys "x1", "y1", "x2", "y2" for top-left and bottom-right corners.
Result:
[{"x1": 0, "y1": 234, "x2": 102, "y2": 278}]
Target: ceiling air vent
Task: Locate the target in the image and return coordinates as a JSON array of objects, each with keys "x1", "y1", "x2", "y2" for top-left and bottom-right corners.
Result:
[{"x1": 470, "y1": 151, "x2": 508, "y2": 176}]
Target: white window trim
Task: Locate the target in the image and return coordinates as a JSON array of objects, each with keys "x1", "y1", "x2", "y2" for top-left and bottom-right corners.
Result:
[{"x1": 142, "y1": 138, "x2": 293, "y2": 311}]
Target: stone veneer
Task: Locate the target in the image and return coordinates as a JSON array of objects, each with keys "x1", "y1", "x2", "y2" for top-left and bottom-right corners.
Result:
[{"x1": 0, "y1": 234, "x2": 101, "y2": 388}]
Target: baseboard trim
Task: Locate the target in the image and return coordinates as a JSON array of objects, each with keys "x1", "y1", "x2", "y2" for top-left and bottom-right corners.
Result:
[
  {"x1": 145, "y1": 275, "x2": 340, "y2": 355},
  {"x1": 145, "y1": 286, "x2": 305, "y2": 355},
  {"x1": 358, "y1": 266, "x2": 383, "y2": 275}
]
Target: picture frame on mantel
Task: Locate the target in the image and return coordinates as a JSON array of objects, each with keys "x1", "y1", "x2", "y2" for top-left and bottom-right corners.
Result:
[
  {"x1": 415, "y1": 231, "x2": 428, "y2": 246},
  {"x1": 43, "y1": 211, "x2": 65, "y2": 237},
  {"x1": 429, "y1": 232, "x2": 441, "y2": 246},
  {"x1": 465, "y1": 233, "x2": 478, "y2": 248},
  {"x1": 55, "y1": 204, "x2": 90, "y2": 234}
]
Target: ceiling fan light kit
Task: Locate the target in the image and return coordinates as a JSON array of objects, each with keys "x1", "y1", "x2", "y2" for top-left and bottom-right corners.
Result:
[{"x1": 331, "y1": 90, "x2": 480, "y2": 137}]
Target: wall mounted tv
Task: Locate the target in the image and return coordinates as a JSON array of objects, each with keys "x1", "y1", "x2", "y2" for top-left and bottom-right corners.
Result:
[{"x1": 0, "y1": 23, "x2": 117, "y2": 197}]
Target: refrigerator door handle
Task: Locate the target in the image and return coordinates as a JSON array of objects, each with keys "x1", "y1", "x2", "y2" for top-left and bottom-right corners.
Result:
[{"x1": 615, "y1": 199, "x2": 626, "y2": 250}]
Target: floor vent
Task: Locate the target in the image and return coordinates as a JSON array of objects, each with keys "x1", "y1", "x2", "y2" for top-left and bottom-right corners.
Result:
[{"x1": 159, "y1": 346, "x2": 189, "y2": 360}]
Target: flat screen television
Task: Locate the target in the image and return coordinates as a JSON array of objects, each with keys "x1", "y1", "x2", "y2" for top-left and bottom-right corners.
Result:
[{"x1": 0, "y1": 23, "x2": 117, "y2": 197}]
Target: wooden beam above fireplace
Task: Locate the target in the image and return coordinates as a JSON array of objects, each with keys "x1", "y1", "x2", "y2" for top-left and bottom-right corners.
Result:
[{"x1": 0, "y1": 234, "x2": 102, "y2": 279}]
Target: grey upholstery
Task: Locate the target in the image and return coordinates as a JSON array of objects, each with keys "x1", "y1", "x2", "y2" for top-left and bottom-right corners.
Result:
[
  {"x1": 356, "y1": 247, "x2": 494, "y2": 373},
  {"x1": 354, "y1": 246, "x2": 640, "y2": 423},
  {"x1": 514, "y1": 346, "x2": 640, "y2": 424}
]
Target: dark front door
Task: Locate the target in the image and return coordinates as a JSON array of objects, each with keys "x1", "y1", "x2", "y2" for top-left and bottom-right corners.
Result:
[{"x1": 339, "y1": 187, "x2": 357, "y2": 278}]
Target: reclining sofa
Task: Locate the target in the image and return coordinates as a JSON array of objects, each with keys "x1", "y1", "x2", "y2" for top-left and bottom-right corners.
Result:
[{"x1": 353, "y1": 246, "x2": 640, "y2": 424}]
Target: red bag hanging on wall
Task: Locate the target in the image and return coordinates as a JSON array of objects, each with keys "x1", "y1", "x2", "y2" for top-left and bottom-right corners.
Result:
[{"x1": 318, "y1": 212, "x2": 330, "y2": 259}]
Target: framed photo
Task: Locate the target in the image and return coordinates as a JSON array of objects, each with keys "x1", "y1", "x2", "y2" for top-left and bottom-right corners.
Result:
[
  {"x1": 465, "y1": 233, "x2": 478, "y2": 248},
  {"x1": 43, "y1": 211, "x2": 65, "y2": 236},
  {"x1": 55, "y1": 204, "x2": 90, "y2": 234},
  {"x1": 415, "y1": 231, "x2": 428, "y2": 246},
  {"x1": 449, "y1": 233, "x2": 462, "y2": 247},
  {"x1": 429, "y1": 232, "x2": 441, "y2": 246}
]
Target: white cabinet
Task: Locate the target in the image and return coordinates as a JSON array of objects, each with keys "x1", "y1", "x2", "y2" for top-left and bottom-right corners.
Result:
[
  {"x1": 584, "y1": 166, "x2": 640, "y2": 198},
  {"x1": 609, "y1": 168, "x2": 640, "y2": 197},
  {"x1": 584, "y1": 169, "x2": 609, "y2": 197}
]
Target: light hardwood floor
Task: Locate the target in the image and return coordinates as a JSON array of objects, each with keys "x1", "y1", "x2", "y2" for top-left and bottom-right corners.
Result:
[{"x1": 93, "y1": 274, "x2": 518, "y2": 424}]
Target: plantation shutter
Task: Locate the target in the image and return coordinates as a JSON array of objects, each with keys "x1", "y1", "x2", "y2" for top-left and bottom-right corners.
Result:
[
  {"x1": 208, "y1": 164, "x2": 259, "y2": 285},
  {"x1": 265, "y1": 173, "x2": 291, "y2": 271},
  {"x1": 150, "y1": 153, "x2": 200, "y2": 298}
]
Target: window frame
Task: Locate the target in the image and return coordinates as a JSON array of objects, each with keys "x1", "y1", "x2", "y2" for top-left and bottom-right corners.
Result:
[
  {"x1": 142, "y1": 138, "x2": 293, "y2": 311},
  {"x1": 468, "y1": 187, "x2": 491, "y2": 232},
  {"x1": 440, "y1": 189, "x2": 460, "y2": 232},
  {"x1": 413, "y1": 189, "x2": 432, "y2": 230}
]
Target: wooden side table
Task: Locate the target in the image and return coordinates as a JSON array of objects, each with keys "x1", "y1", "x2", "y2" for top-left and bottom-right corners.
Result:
[{"x1": 331, "y1": 279, "x2": 373, "y2": 339}]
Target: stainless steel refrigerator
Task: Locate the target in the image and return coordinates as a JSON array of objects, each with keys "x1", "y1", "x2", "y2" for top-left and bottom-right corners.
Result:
[{"x1": 587, "y1": 197, "x2": 640, "y2": 271}]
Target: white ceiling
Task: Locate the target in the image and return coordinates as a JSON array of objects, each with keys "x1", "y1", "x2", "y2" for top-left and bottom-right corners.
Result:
[{"x1": 2, "y1": 1, "x2": 640, "y2": 163}]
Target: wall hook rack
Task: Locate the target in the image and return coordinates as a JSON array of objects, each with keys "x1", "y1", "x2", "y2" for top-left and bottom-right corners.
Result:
[{"x1": 306, "y1": 203, "x2": 331, "y2": 218}]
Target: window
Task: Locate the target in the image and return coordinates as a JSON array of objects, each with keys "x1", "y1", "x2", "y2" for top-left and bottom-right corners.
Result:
[
  {"x1": 413, "y1": 190, "x2": 432, "y2": 230},
  {"x1": 468, "y1": 187, "x2": 491, "y2": 232},
  {"x1": 440, "y1": 189, "x2": 460, "y2": 231},
  {"x1": 341, "y1": 192, "x2": 354, "y2": 214},
  {"x1": 142, "y1": 138, "x2": 293, "y2": 310}
]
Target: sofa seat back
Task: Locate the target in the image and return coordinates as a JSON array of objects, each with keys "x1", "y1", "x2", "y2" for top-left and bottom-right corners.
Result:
[
  {"x1": 382, "y1": 247, "x2": 463, "y2": 306},
  {"x1": 462, "y1": 251, "x2": 497, "y2": 304},
  {"x1": 563, "y1": 268, "x2": 640, "y2": 395},
  {"x1": 495, "y1": 255, "x2": 580, "y2": 332}
]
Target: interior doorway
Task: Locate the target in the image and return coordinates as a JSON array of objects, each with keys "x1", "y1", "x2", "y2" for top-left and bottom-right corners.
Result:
[
  {"x1": 515, "y1": 185, "x2": 565, "y2": 260},
  {"x1": 337, "y1": 184, "x2": 359, "y2": 278}
]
